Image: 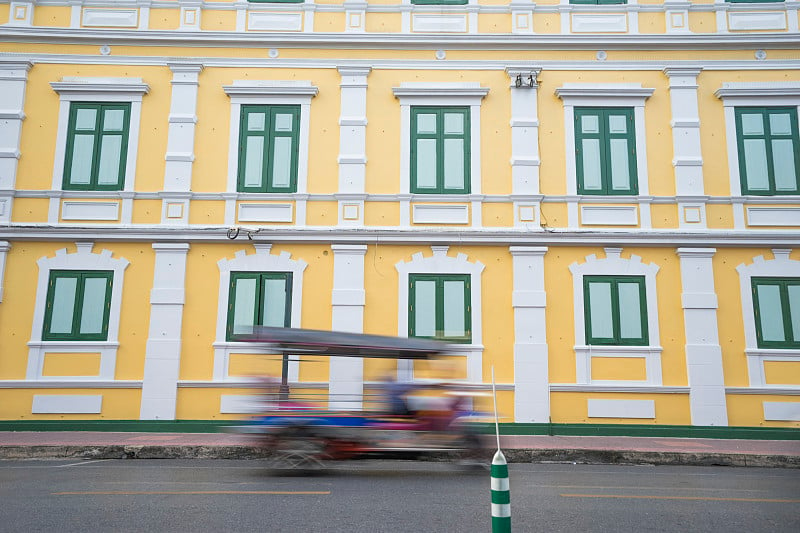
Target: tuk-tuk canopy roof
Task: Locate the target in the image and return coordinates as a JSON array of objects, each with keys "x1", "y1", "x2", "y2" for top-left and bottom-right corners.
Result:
[{"x1": 243, "y1": 327, "x2": 451, "y2": 359}]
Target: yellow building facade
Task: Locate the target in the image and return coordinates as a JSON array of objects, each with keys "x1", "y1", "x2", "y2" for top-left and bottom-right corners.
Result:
[{"x1": 0, "y1": 0, "x2": 799, "y2": 433}]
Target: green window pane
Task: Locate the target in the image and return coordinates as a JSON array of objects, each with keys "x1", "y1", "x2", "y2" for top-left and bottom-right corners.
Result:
[
  {"x1": 49, "y1": 277, "x2": 78, "y2": 335},
  {"x1": 416, "y1": 139, "x2": 438, "y2": 189},
  {"x1": 244, "y1": 137, "x2": 265, "y2": 188},
  {"x1": 414, "y1": 280, "x2": 436, "y2": 337},
  {"x1": 443, "y1": 138, "x2": 464, "y2": 190},
  {"x1": 581, "y1": 139, "x2": 603, "y2": 191},
  {"x1": 757, "y1": 284, "x2": 785, "y2": 342},
  {"x1": 79, "y1": 277, "x2": 108, "y2": 335},
  {"x1": 417, "y1": 114, "x2": 437, "y2": 134},
  {"x1": 262, "y1": 278, "x2": 288, "y2": 328},
  {"x1": 581, "y1": 115, "x2": 599, "y2": 134},
  {"x1": 103, "y1": 109, "x2": 125, "y2": 132},
  {"x1": 442, "y1": 279, "x2": 466, "y2": 338},
  {"x1": 771, "y1": 139, "x2": 797, "y2": 191},
  {"x1": 769, "y1": 113, "x2": 791, "y2": 135},
  {"x1": 741, "y1": 113, "x2": 764, "y2": 136},
  {"x1": 248, "y1": 112, "x2": 266, "y2": 132},
  {"x1": 274, "y1": 113, "x2": 293, "y2": 132},
  {"x1": 271, "y1": 137, "x2": 292, "y2": 189},
  {"x1": 444, "y1": 113, "x2": 464, "y2": 135},
  {"x1": 588, "y1": 281, "x2": 613, "y2": 339},
  {"x1": 232, "y1": 277, "x2": 257, "y2": 335},
  {"x1": 743, "y1": 139, "x2": 770, "y2": 191},
  {"x1": 788, "y1": 285, "x2": 800, "y2": 343},
  {"x1": 609, "y1": 138, "x2": 631, "y2": 191},
  {"x1": 69, "y1": 135, "x2": 95, "y2": 185},
  {"x1": 608, "y1": 115, "x2": 627, "y2": 134},
  {"x1": 75, "y1": 108, "x2": 97, "y2": 130},
  {"x1": 97, "y1": 136, "x2": 122, "y2": 185},
  {"x1": 618, "y1": 282, "x2": 643, "y2": 340}
]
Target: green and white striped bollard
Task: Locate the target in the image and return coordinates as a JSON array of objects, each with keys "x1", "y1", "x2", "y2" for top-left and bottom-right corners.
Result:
[{"x1": 491, "y1": 449, "x2": 511, "y2": 532}]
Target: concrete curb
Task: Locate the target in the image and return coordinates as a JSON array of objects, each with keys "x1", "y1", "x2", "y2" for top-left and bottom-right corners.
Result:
[{"x1": 1, "y1": 445, "x2": 798, "y2": 467}]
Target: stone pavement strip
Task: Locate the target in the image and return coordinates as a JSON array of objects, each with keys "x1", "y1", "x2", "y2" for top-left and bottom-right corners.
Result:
[{"x1": 0, "y1": 432, "x2": 798, "y2": 467}]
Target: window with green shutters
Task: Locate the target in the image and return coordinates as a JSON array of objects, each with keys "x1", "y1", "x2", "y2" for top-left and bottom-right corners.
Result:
[
  {"x1": 227, "y1": 272, "x2": 292, "y2": 340},
  {"x1": 752, "y1": 278, "x2": 800, "y2": 349},
  {"x1": 575, "y1": 107, "x2": 638, "y2": 195},
  {"x1": 735, "y1": 107, "x2": 800, "y2": 195},
  {"x1": 238, "y1": 105, "x2": 300, "y2": 193},
  {"x1": 409, "y1": 274, "x2": 471, "y2": 343},
  {"x1": 42, "y1": 271, "x2": 113, "y2": 341},
  {"x1": 584, "y1": 275, "x2": 648, "y2": 346},
  {"x1": 411, "y1": 107, "x2": 470, "y2": 194},
  {"x1": 63, "y1": 103, "x2": 130, "y2": 191}
]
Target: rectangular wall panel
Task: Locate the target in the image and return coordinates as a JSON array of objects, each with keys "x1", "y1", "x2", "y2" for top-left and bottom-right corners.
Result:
[
  {"x1": 588, "y1": 399, "x2": 655, "y2": 419},
  {"x1": 32, "y1": 395, "x2": 102, "y2": 414}
]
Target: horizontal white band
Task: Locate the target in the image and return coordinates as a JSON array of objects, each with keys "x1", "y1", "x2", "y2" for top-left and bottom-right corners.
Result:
[
  {"x1": 491, "y1": 478, "x2": 509, "y2": 491},
  {"x1": 491, "y1": 503, "x2": 511, "y2": 518}
]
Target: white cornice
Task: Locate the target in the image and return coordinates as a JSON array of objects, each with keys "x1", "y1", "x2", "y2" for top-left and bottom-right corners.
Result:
[
  {"x1": 715, "y1": 82, "x2": 800, "y2": 99},
  {"x1": 222, "y1": 80, "x2": 319, "y2": 98},
  {"x1": 50, "y1": 77, "x2": 150, "y2": 96}
]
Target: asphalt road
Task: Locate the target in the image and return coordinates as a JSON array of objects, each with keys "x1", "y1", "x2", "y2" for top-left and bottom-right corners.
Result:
[{"x1": 1, "y1": 459, "x2": 798, "y2": 532}]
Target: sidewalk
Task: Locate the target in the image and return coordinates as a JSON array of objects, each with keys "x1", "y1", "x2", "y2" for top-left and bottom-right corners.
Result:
[{"x1": 1, "y1": 431, "x2": 798, "y2": 467}]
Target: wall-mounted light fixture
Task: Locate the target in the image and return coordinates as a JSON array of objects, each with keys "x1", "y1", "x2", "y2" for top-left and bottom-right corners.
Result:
[{"x1": 515, "y1": 73, "x2": 536, "y2": 89}]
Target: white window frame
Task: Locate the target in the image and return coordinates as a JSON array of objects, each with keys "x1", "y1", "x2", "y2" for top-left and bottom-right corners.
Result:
[
  {"x1": 555, "y1": 83, "x2": 654, "y2": 229},
  {"x1": 736, "y1": 248, "x2": 800, "y2": 388},
  {"x1": 569, "y1": 247, "x2": 662, "y2": 386},
  {"x1": 714, "y1": 82, "x2": 800, "y2": 228},
  {"x1": 26, "y1": 242, "x2": 129, "y2": 381},
  {"x1": 392, "y1": 83, "x2": 489, "y2": 227},
  {"x1": 49, "y1": 77, "x2": 149, "y2": 224},
  {"x1": 395, "y1": 245, "x2": 484, "y2": 382},
  {"x1": 214, "y1": 244, "x2": 307, "y2": 381},
  {"x1": 0, "y1": 241, "x2": 9, "y2": 303},
  {"x1": 223, "y1": 81, "x2": 318, "y2": 226}
]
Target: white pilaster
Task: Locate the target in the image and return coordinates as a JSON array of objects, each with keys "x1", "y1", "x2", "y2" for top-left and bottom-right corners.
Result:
[
  {"x1": 162, "y1": 63, "x2": 202, "y2": 225},
  {"x1": 677, "y1": 248, "x2": 728, "y2": 427},
  {"x1": 510, "y1": 246, "x2": 549, "y2": 423},
  {"x1": 0, "y1": 241, "x2": 9, "y2": 302},
  {"x1": 337, "y1": 67, "x2": 370, "y2": 226},
  {"x1": 506, "y1": 67, "x2": 542, "y2": 229},
  {"x1": 344, "y1": 0, "x2": 366, "y2": 32},
  {"x1": 0, "y1": 60, "x2": 32, "y2": 224},
  {"x1": 664, "y1": 1, "x2": 691, "y2": 34},
  {"x1": 329, "y1": 244, "x2": 368, "y2": 410},
  {"x1": 140, "y1": 243, "x2": 190, "y2": 420},
  {"x1": 178, "y1": 0, "x2": 202, "y2": 31},
  {"x1": 665, "y1": 68, "x2": 707, "y2": 229},
  {"x1": 8, "y1": 1, "x2": 34, "y2": 26}
]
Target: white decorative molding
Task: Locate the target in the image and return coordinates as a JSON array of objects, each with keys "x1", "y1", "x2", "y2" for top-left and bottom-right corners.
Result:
[
  {"x1": 666, "y1": 7, "x2": 691, "y2": 34},
  {"x1": 677, "y1": 248, "x2": 727, "y2": 426},
  {"x1": 512, "y1": 8, "x2": 534, "y2": 35},
  {"x1": 736, "y1": 250, "x2": 800, "y2": 388},
  {"x1": 61, "y1": 201, "x2": 120, "y2": 221},
  {"x1": 571, "y1": 13, "x2": 628, "y2": 34},
  {"x1": 412, "y1": 204, "x2": 470, "y2": 225},
  {"x1": 763, "y1": 401, "x2": 800, "y2": 421},
  {"x1": 8, "y1": 1, "x2": 34, "y2": 27},
  {"x1": 179, "y1": 2, "x2": 202, "y2": 31},
  {"x1": 238, "y1": 203, "x2": 294, "y2": 223},
  {"x1": 337, "y1": 67, "x2": 371, "y2": 226},
  {"x1": 395, "y1": 246, "x2": 485, "y2": 382},
  {"x1": 32, "y1": 394, "x2": 102, "y2": 414},
  {"x1": 247, "y1": 11, "x2": 303, "y2": 32},
  {"x1": 580, "y1": 205, "x2": 639, "y2": 226},
  {"x1": 569, "y1": 248, "x2": 662, "y2": 385},
  {"x1": 27, "y1": 243, "x2": 129, "y2": 382},
  {"x1": 50, "y1": 77, "x2": 149, "y2": 225},
  {"x1": 510, "y1": 246, "x2": 549, "y2": 423},
  {"x1": 223, "y1": 80, "x2": 318, "y2": 227},
  {"x1": 220, "y1": 394, "x2": 262, "y2": 414},
  {"x1": 393, "y1": 83, "x2": 488, "y2": 227},
  {"x1": 214, "y1": 245, "x2": 307, "y2": 381},
  {"x1": 412, "y1": 14, "x2": 468, "y2": 33},
  {"x1": 587, "y1": 398, "x2": 655, "y2": 419},
  {"x1": 746, "y1": 206, "x2": 800, "y2": 227},
  {"x1": 556, "y1": 83, "x2": 654, "y2": 229},
  {"x1": 82, "y1": 8, "x2": 139, "y2": 28},
  {"x1": 0, "y1": 60, "x2": 31, "y2": 224},
  {"x1": 728, "y1": 11, "x2": 787, "y2": 32},
  {"x1": 330, "y1": 244, "x2": 368, "y2": 410},
  {"x1": 345, "y1": 8, "x2": 366, "y2": 33},
  {"x1": 0, "y1": 241, "x2": 8, "y2": 302}
]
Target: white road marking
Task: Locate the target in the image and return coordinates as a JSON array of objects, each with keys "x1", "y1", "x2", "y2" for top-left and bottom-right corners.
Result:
[{"x1": 55, "y1": 460, "x2": 111, "y2": 468}]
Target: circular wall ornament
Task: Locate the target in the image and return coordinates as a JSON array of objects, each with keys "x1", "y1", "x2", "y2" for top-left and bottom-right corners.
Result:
[
  {"x1": 596, "y1": 50, "x2": 607, "y2": 61},
  {"x1": 755, "y1": 50, "x2": 767, "y2": 61},
  {"x1": 100, "y1": 45, "x2": 111, "y2": 56},
  {"x1": 435, "y1": 49, "x2": 446, "y2": 60},
  {"x1": 268, "y1": 48, "x2": 279, "y2": 59}
]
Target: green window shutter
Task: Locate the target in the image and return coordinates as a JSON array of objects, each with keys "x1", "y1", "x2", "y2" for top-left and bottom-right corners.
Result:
[
  {"x1": 227, "y1": 272, "x2": 293, "y2": 341},
  {"x1": 43, "y1": 271, "x2": 113, "y2": 341},
  {"x1": 752, "y1": 278, "x2": 800, "y2": 349},
  {"x1": 411, "y1": 107, "x2": 470, "y2": 194},
  {"x1": 238, "y1": 105, "x2": 300, "y2": 193},
  {"x1": 63, "y1": 103, "x2": 130, "y2": 191},
  {"x1": 409, "y1": 274, "x2": 471, "y2": 343},
  {"x1": 575, "y1": 108, "x2": 637, "y2": 195},
  {"x1": 736, "y1": 107, "x2": 800, "y2": 195},
  {"x1": 584, "y1": 276, "x2": 648, "y2": 346}
]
